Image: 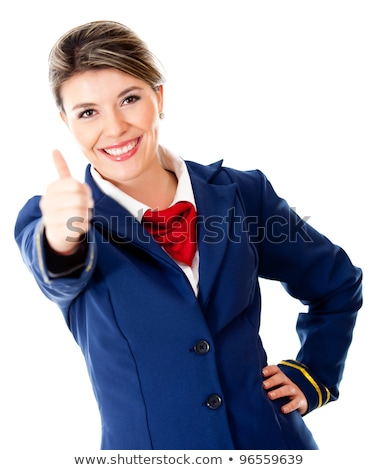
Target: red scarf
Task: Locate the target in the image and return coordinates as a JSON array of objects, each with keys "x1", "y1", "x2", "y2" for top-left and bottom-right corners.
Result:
[{"x1": 142, "y1": 201, "x2": 197, "y2": 266}]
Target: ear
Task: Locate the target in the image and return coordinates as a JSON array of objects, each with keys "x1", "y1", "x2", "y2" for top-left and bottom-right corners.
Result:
[
  {"x1": 59, "y1": 111, "x2": 68, "y2": 125},
  {"x1": 156, "y1": 85, "x2": 164, "y2": 113}
]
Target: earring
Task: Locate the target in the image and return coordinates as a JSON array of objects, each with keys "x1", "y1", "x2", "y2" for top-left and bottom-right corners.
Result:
[{"x1": 159, "y1": 112, "x2": 165, "y2": 120}]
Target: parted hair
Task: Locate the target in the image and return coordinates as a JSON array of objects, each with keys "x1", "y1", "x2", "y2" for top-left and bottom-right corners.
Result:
[{"x1": 48, "y1": 20, "x2": 166, "y2": 110}]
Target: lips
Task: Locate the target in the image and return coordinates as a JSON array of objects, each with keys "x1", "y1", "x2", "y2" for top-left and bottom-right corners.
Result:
[{"x1": 101, "y1": 137, "x2": 141, "y2": 161}]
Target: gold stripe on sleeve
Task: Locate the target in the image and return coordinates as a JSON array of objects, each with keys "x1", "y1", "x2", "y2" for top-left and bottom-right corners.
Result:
[{"x1": 280, "y1": 360, "x2": 327, "y2": 408}]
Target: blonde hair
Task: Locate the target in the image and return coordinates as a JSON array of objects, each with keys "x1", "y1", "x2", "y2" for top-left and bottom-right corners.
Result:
[{"x1": 48, "y1": 20, "x2": 166, "y2": 110}]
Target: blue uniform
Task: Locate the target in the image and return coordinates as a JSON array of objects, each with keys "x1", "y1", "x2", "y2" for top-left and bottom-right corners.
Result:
[{"x1": 14, "y1": 160, "x2": 362, "y2": 450}]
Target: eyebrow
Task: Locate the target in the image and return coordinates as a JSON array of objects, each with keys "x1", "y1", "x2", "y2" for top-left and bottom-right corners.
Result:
[{"x1": 70, "y1": 86, "x2": 144, "y2": 112}]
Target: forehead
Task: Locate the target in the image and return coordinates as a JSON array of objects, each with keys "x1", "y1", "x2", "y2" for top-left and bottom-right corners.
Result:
[{"x1": 61, "y1": 69, "x2": 149, "y2": 106}]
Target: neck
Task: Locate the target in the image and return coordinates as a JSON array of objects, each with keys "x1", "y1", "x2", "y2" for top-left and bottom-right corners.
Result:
[{"x1": 117, "y1": 159, "x2": 178, "y2": 210}]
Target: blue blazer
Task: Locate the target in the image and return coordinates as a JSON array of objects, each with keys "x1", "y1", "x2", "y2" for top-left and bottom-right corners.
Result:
[{"x1": 14, "y1": 160, "x2": 362, "y2": 450}]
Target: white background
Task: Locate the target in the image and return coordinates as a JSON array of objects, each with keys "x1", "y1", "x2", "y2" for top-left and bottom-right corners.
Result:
[{"x1": 1, "y1": 1, "x2": 377, "y2": 468}]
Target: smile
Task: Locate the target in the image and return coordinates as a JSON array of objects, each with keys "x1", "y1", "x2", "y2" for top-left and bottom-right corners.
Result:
[{"x1": 101, "y1": 137, "x2": 141, "y2": 161}]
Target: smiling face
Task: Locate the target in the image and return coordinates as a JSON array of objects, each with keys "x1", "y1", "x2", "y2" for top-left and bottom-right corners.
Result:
[{"x1": 60, "y1": 68, "x2": 164, "y2": 192}]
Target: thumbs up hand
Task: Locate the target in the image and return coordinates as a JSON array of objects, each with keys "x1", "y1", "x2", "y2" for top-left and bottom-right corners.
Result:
[{"x1": 39, "y1": 150, "x2": 94, "y2": 254}]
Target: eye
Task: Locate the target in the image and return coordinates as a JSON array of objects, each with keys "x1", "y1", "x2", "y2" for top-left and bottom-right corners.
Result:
[
  {"x1": 79, "y1": 109, "x2": 96, "y2": 119},
  {"x1": 122, "y1": 95, "x2": 140, "y2": 106}
]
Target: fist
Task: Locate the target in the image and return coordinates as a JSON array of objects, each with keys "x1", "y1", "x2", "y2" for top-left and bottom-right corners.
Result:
[{"x1": 39, "y1": 150, "x2": 94, "y2": 254}]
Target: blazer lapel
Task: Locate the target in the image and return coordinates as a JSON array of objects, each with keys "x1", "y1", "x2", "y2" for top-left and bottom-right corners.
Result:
[{"x1": 188, "y1": 165, "x2": 238, "y2": 311}]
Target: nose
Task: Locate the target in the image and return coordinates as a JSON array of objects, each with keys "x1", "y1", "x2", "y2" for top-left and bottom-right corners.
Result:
[{"x1": 103, "y1": 109, "x2": 129, "y2": 138}]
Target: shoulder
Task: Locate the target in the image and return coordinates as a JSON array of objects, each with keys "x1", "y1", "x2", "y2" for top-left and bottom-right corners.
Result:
[
  {"x1": 185, "y1": 159, "x2": 268, "y2": 188},
  {"x1": 185, "y1": 159, "x2": 289, "y2": 220},
  {"x1": 184, "y1": 160, "x2": 277, "y2": 211},
  {"x1": 15, "y1": 195, "x2": 43, "y2": 238}
]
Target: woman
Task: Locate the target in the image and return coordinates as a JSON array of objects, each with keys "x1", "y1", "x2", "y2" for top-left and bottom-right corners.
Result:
[{"x1": 14, "y1": 20, "x2": 362, "y2": 450}]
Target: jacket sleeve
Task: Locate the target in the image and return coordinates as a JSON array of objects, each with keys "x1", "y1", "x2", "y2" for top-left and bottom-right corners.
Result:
[
  {"x1": 224, "y1": 168, "x2": 363, "y2": 414},
  {"x1": 14, "y1": 196, "x2": 97, "y2": 313}
]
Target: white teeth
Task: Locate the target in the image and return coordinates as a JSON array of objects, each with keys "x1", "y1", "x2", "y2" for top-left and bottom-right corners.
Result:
[{"x1": 104, "y1": 139, "x2": 138, "y2": 156}]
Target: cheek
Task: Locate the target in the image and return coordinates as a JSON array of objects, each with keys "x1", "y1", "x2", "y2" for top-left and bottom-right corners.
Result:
[
  {"x1": 71, "y1": 123, "x2": 99, "y2": 151},
  {"x1": 143, "y1": 114, "x2": 160, "y2": 138},
  {"x1": 136, "y1": 104, "x2": 160, "y2": 133}
]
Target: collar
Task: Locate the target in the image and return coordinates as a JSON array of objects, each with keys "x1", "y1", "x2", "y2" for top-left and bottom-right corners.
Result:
[{"x1": 90, "y1": 145, "x2": 196, "y2": 222}]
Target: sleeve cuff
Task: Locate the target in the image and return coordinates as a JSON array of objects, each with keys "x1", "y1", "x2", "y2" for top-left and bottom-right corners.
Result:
[
  {"x1": 43, "y1": 230, "x2": 89, "y2": 277},
  {"x1": 278, "y1": 359, "x2": 332, "y2": 415},
  {"x1": 35, "y1": 222, "x2": 95, "y2": 282}
]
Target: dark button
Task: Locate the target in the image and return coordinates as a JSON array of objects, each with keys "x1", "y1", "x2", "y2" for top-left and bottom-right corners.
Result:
[
  {"x1": 206, "y1": 394, "x2": 222, "y2": 410},
  {"x1": 194, "y1": 340, "x2": 210, "y2": 355}
]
